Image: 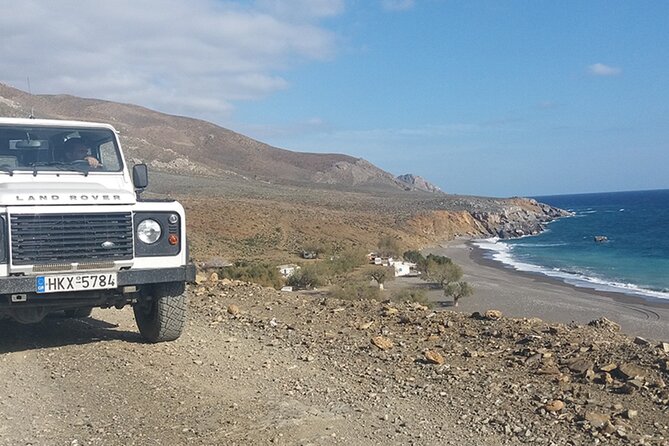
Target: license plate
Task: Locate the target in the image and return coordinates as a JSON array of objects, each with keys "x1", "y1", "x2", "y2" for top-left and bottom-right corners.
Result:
[{"x1": 36, "y1": 273, "x2": 117, "y2": 294}]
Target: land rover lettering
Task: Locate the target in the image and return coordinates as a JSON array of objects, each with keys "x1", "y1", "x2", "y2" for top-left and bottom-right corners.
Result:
[
  {"x1": 15, "y1": 195, "x2": 61, "y2": 202},
  {"x1": 67, "y1": 194, "x2": 121, "y2": 201}
]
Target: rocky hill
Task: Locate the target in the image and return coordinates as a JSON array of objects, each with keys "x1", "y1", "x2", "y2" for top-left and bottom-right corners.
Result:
[
  {"x1": 0, "y1": 82, "x2": 570, "y2": 261},
  {"x1": 397, "y1": 174, "x2": 442, "y2": 193},
  {"x1": 0, "y1": 83, "x2": 431, "y2": 192}
]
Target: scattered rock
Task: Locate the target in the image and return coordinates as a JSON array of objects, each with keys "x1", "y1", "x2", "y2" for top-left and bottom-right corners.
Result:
[
  {"x1": 371, "y1": 336, "x2": 393, "y2": 350},
  {"x1": 424, "y1": 350, "x2": 445, "y2": 365},
  {"x1": 625, "y1": 409, "x2": 638, "y2": 419},
  {"x1": 585, "y1": 369, "x2": 596, "y2": 381},
  {"x1": 660, "y1": 359, "x2": 669, "y2": 372},
  {"x1": 544, "y1": 400, "x2": 565, "y2": 412},
  {"x1": 588, "y1": 317, "x2": 620, "y2": 332},
  {"x1": 537, "y1": 365, "x2": 561, "y2": 375},
  {"x1": 484, "y1": 310, "x2": 503, "y2": 320},
  {"x1": 618, "y1": 363, "x2": 646, "y2": 380},
  {"x1": 227, "y1": 304, "x2": 240, "y2": 315},
  {"x1": 584, "y1": 411, "x2": 610, "y2": 428},
  {"x1": 383, "y1": 307, "x2": 399, "y2": 316},
  {"x1": 599, "y1": 363, "x2": 617, "y2": 372},
  {"x1": 179, "y1": 281, "x2": 668, "y2": 445},
  {"x1": 566, "y1": 358, "x2": 594, "y2": 375},
  {"x1": 633, "y1": 336, "x2": 650, "y2": 346},
  {"x1": 358, "y1": 321, "x2": 374, "y2": 330}
]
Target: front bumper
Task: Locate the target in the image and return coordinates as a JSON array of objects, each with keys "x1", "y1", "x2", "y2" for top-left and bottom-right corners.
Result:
[{"x1": 0, "y1": 264, "x2": 196, "y2": 295}]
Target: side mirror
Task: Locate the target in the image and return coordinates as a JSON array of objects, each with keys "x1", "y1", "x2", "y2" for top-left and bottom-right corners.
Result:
[{"x1": 132, "y1": 164, "x2": 149, "y2": 189}]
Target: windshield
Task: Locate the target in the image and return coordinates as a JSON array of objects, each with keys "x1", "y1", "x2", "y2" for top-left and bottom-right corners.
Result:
[{"x1": 0, "y1": 125, "x2": 123, "y2": 173}]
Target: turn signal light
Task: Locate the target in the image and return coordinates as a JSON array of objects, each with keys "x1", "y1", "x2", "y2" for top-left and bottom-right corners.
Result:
[{"x1": 168, "y1": 234, "x2": 179, "y2": 245}]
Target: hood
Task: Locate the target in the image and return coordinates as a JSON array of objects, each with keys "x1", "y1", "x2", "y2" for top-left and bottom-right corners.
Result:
[{"x1": 0, "y1": 181, "x2": 136, "y2": 206}]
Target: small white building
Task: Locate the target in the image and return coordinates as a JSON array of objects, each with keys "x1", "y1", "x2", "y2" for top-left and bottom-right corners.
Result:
[
  {"x1": 277, "y1": 264, "x2": 300, "y2": 278},
  {"x1": 391, "y1": 261, "x2": 418, "y2": 277}
]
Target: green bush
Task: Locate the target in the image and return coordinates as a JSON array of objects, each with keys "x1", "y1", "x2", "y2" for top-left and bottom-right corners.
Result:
[
  {"x1": 219, "y1": 261, "x2": 283, "y2": 289},
  {"x1": 326, "y1": 248, "x2": 368, "y2": 276},
  {"x1": 287, "y1": 265, "x2": 324, "y2": 289},
  {"x1": 328, "y1": 280, "x2": 381, "y2": 301},
  {"x1": 391, "y1": 288, "x2": 432, "y2": 308},
  {"x1": 403, "y1": 250, "x2": 424, "y2": 264}
]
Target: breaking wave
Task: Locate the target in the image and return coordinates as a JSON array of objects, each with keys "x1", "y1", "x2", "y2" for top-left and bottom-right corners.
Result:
[{"x1": 473, "y1": 238, "x2": 669, "y2": 301}]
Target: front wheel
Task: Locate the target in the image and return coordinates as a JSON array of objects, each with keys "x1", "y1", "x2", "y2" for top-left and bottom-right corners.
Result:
[{"x1": 134, "y1": 282, "x2": 187, "y2": 343}]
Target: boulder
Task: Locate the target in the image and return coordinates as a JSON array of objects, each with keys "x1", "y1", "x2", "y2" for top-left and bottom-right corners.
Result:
[
  {"x1": 617, "y1": 363, "x2": 646, "y2": 380},
  {"x1": 545, "y1": 400, "x2": 565, "y2": 412},
  {"x1": 588, "y1": 317, "x2": 620, "y2": 332},
  {"x1": 484, "y1": 309, "x2": 503, "y2": 320}
]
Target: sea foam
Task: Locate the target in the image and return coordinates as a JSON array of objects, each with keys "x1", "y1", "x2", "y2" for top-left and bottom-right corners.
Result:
[{"x1": 474, "y1": 238, "x2": 669, "y2": 301}]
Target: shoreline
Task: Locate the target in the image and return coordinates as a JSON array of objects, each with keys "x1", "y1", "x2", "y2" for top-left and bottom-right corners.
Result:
[{"x1": 421, "y1": 238, "x2": 669, "y2": 342}]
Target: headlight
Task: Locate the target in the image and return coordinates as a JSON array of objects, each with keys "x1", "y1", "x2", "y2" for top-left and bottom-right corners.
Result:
[{"x1": 137, "y1": 219, "x2": 161, "y2": 244}]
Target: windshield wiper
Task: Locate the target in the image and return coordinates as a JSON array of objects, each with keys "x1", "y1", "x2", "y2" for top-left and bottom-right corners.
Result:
[
  {"x1": 0, "y1": 166, "x2": 15, "y2": 176},
  {"x1": 30, "y1": 162, "x2": 91, "y2": 176}
]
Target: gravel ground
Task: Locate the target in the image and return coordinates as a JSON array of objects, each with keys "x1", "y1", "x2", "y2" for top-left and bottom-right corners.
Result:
[{"x1": 1, "y1": 279, "x2": 668, "y2": 445}]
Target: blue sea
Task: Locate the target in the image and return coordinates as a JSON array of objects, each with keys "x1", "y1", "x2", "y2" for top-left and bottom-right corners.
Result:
[{"x1": 475, "y1": 189, "x2": 669, "y2": 301}]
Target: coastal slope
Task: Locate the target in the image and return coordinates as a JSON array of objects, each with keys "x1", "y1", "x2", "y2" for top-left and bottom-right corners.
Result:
[{"x1": 0, "y1": 281, "x2": 667, "y2": 445}]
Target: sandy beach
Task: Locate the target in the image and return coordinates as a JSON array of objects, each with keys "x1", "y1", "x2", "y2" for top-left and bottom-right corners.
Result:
[{"x1": 411, "y1": 238, "x2": 669, "y2": 342}]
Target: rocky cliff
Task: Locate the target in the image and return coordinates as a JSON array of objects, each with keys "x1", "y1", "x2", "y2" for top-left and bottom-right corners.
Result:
[
  {"x1": 471, "y1": 198, "x2": 572, "y2": 239},
  {"x1": 406, "y1": 198, "x2": 571, "y2": 242},
  {"x1": 396, "y1": 174, "x2": 443, "y2": 193}
]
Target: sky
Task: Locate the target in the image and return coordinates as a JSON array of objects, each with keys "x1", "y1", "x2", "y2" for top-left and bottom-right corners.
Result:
[{"x1": 1, "y1": 0, "x2": 668, "y2": 197}]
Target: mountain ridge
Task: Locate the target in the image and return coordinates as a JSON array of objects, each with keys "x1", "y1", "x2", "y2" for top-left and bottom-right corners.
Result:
[{"x1": 0, "y1": 83, "x2": 439, "y2": 192}]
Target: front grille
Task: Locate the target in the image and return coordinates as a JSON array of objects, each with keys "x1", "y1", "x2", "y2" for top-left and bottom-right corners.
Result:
[{"x1": 10, "y1": 213, "x2": 133, "y2": 265}]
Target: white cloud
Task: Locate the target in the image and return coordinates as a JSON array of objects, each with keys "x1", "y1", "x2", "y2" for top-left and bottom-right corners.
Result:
[
  {"x1": 587, "y1": 63, "x2": 622, "y2": 77},
  {"x1": 255, "y1": 0, "x2": 345, "y2": 20},
  {"x1": 381, "y1": 0, "x2": 416, "y2": 11},
  {"x1": 0, "y1": 0, "x2": 341, "y2": 120}
]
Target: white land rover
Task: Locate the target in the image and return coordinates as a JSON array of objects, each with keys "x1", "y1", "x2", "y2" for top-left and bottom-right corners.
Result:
[{"x1": 0, "y1": 117, "x2": 195, "y2": 342}]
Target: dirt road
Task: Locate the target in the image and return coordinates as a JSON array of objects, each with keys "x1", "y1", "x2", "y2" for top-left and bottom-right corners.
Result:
[{"x1": 1, "y1": 282, "x2": 667, "y2": 445}]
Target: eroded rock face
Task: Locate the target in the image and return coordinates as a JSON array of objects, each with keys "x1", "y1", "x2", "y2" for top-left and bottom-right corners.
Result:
[
  {"x1": 471, "y1": 199, "x2": 572, "y2": 239},
  {"x1": 396, "y1": 174, "x2": 442, "y2": 193}
]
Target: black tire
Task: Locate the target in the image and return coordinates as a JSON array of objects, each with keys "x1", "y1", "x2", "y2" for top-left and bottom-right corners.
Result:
[
  {"x1": 64, "y1": 307, "x2": 93, "y2": 318},
  {"x1": 134, "y1": 282, "x2": 187, "y2": 343}
]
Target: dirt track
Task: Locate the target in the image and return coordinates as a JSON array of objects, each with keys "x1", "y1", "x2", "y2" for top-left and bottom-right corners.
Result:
[{"x1": 1, "y1": 282, "x2": 668, "y2": 446}]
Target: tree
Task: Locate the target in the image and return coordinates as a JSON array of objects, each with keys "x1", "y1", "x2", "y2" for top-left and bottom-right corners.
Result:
[
  {"x1": 444, "y1": 281, "x2": 473, "y2": 306},
  {"x1": 403, "y1": 250, "x2": 424, "y2": 264},
  {"x1": 367, "y1": 266, "x2": 395, "y2": 290},
  {"x1": 421, "y1": 258, "x2": 473, "y2": 306},
  {"x1": 423, "y1": 260, "x2": 462, "y2": 289},
  {"x1": 327, "y1": 248, "x2": 368, "y2": 276}
]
